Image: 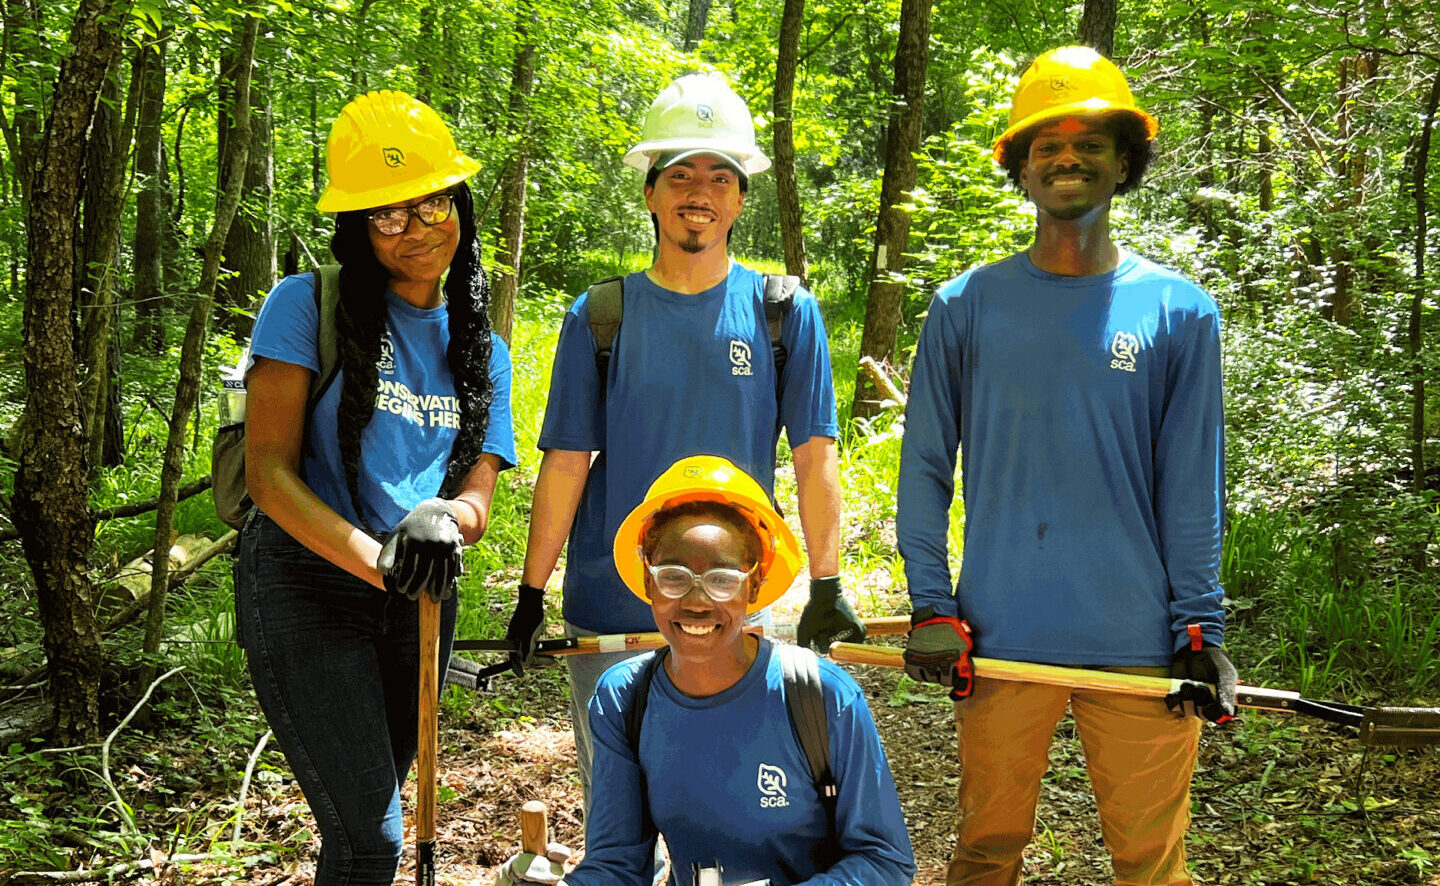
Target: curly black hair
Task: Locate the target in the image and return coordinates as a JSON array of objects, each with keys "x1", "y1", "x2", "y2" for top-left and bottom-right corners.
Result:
[
  {"x1": 327, "y1": 182, "x2": 494, "y2": 532},
  {"x1": 640, "y1": 499, "x2": 763, "y2": 571},
  {"x1": 998, "y1": 112, "x2": 1153, "y2": 197}
]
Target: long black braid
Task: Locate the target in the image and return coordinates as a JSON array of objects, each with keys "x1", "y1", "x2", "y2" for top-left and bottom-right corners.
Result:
[{"x1": 327, "y1": 182, "x2": 494, "y2": 531}]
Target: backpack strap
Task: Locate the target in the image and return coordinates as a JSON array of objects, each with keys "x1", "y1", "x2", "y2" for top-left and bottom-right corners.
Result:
[
  {"x1": 624, "y1": 648, "x2": 668, "y2": 840},
  {"x1": 587, "y1": 276, "x2": 625, "y2": 388},
  {"x1": 776, "y1": 643, "x2": 838, "y2": 858},
  {"x1": 762, "y1": 274, "x2": 798, "y2": 386},
  {"x1": 311, "y1": 264, "x2": 342, "y2": 406}
]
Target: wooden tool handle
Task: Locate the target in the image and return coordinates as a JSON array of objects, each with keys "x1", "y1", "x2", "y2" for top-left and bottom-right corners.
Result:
[
  {"x1": 521, "y1": 800, "x2": 549, "y2": 856},
  {"x1": 827, "y1": 642, "x2": 1181, "y2": 698},
  {"x1": 417, "y1": 595, "x2": 441, "y2": 843}
]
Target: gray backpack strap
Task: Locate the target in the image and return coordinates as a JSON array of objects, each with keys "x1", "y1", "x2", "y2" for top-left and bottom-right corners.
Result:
[
  {"x1": 762, "y1": 273, "x2": 798, "y2": 388},
  {"x1": 587, "y1": 276, "x2": 625, "y2": 384},
  {"x1": 777, "y1": 644, "x2": 839, "y2": 863}
]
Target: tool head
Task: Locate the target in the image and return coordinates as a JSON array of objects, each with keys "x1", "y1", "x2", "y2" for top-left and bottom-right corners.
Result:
[{"x1": 1359, "y1": 706, "x2": 1440, "y2": 747}]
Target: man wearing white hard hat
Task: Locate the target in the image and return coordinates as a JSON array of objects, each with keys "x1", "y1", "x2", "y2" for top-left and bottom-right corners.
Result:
[{"x1": 503, "y1": 72, "x2": 863, "y2": 835}]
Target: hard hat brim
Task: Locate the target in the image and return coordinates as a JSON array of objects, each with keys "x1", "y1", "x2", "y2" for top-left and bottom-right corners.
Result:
[
  {"x1": 991, "y1": 102, "x2": 1158, "y2": 162},
  {"x1": 315, "y1": 157, "x2": 482, "y2": 213},
  {"x1": 613, "y1": 488, "x2": 801, "y2": 614},
  {"x1": 624, "y1": 138, "x2": 771, "y2": 175}
]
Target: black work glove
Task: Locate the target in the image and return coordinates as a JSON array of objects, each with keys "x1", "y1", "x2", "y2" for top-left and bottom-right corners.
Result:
[
  {"x1": 903, "y1": 607, "x2": 975, "y2": 701},
  {"x1": 376, "y1": 498, "x2": 462, "y2": 603},
  {"x1": 796, "y1": 576, "x2": 867, "y2": 652},
  {"x1": 1166, "y1": 634, "x2": 1238, "y2": 723},
  {"x1": 505, "y1": 583, "x2": 547, "y2": 675}
]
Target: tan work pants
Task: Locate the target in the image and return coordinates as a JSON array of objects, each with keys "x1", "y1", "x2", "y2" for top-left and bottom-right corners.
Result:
[{"x1": 946, "y1": 668, "x2": 1203, "y2": 886}]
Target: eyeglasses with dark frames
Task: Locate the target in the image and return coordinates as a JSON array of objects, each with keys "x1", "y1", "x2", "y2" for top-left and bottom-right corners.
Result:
[{"x1": 366, "y1": 192, "x2": 455, "y2": 236}]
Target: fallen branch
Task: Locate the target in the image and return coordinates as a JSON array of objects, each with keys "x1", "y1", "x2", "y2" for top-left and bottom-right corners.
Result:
[
  {"x1": 0, "y1": 477, "x2": 212, "y2": 543},
  {"x1": 2, "y1": 853, "x2": 221, "y2": 884},
  {"x1": 860, "y1": 356, "x2": 906, "y2": 409},
  {"x1": 231, "y1": 729, "x2": 273, "y2": 844}
]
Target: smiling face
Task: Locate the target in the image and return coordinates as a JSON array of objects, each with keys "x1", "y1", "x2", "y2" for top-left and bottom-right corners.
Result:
[
  {"x1": 366, "y1": 189, "x2": 460, "y2": 303},
  {"x1": 1018, "y1": 117, "x2": 1129, "y2": 222},
  {"x1": 644, "y1": 153, "x2": 746, "y2": 256},
  {"x1": 644, "y1": 509, "x2": 761, "y2": 666}
]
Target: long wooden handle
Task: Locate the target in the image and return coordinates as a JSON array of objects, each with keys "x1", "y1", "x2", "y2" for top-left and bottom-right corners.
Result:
[
  {"x1": 828, "y1": 642, "x2": 1183, "y2": 697},
  {"x1": 521, "y1": 800, "x2": 549, "y2": 856},
  {"x1": 558, "y1": 616, "x2": 913, "y2": 656},
  {"x1": 416, "y1": 595, "x2": 441, "y2": 885}
]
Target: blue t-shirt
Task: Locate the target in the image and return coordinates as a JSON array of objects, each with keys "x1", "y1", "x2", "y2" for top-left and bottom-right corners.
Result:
[
  {"x1": 896, "y1": 252, "x2": 1225, "y2": 666},
  {"x1": 247, "y1": 273, "x2": 517, "y2": 532},
  {"x1": 568, "y1": 639, "x2": 915, "y2": 886},
  {"x1": 539, "y1": 264, "x2": 839, "y2": 633}
]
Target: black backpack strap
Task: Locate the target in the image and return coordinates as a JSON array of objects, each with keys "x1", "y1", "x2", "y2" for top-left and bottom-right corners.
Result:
[
  {"x1": 624, "y1": 648, "x2": 668, "y2": 840},
  {"x1": 777, "y1": 644, "x2": 839, "y2": 860},
  {"x1": 762, "y1": 274, "x2": 798, "y2": 387},
  {"x1": 587, "y1": 276, "x2": 625, "y2": 390}
]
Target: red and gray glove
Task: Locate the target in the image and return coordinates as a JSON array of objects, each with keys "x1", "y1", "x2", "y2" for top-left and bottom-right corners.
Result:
[
  {"x1": 1165, "y1": 625, "x2": 1237, "y2": 723},
  {"x1": 903, "y1": 607, "x2": 975, "y2": 700},
  {"x1": 376, "y1": 498, "x2": 462, "y2": 603}
]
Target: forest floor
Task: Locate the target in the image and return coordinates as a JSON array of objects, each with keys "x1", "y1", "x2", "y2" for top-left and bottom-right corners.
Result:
[
  {"x1": 6, "y1": 597, "x2": 1440, "y2": 885},
  {"x1": 179, "y1": 638, "x2": 1440, "y2": 886},
  {"x1": 192, "y1": 648, "x2": 1440, "y2": 886}
]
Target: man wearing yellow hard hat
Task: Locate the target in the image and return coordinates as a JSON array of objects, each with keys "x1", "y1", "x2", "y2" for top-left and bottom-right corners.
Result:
[
  {"x1": 497, "y1": 456, "x2": 914, "y2": 886},
  {"x1": 896, "y1": 47, "x2": 1233, "y2": 885},
  {"x1": 235, "y1": 90, "x2": 515, "y2": 885},
  {"x1": 501, "y1": 72, "x2": 863, "y2": 852}
]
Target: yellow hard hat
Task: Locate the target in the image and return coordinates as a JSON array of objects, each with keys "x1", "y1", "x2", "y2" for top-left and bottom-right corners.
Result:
[
  {"x1": 992, "y1": 46, "x2": 1158, "y2": 162},
  {"x1": 316, "y1": 90, "x2": 482, "y2": 213},
  {"x1": 622, "y1": 74, "x2": 771, "y2": 176},
  {"x1": 613, "y1": 455, "x2": 801, "y2": 613}
]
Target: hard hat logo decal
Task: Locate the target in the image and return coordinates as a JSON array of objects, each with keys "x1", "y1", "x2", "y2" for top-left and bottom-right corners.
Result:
[
  {"x1": 696, "y1": 103, "x2": 714, "y2": 127},
  {"x1": 683, "y1": 466, "x2": 703, "y2": 478},
  {"x1": 1049, "y1": 75, "x2": 1071, "y2": 95},
  {"x1": 382, "y1": 147, "x2": 406, "y2": 168}
]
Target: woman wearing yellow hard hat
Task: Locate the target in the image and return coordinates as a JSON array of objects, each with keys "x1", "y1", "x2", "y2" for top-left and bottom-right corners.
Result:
[
  {"x1": 233, "y1": 90, "x2": 516, "y2": 886},
  {"x1": 493, "y1": 456, "x2": 915, "y2": 886}
]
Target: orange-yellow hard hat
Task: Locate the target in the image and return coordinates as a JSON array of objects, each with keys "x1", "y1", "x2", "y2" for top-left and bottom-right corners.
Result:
[
  {"x1": 316, "y1": 90, "x2": 481, "y2": 213},
  {"x1": 992, "y1": 46, "x2": 1158, "y2": 161},
  {"x1": 613, "y1": 455, "x2": 801, "y2": 613}
]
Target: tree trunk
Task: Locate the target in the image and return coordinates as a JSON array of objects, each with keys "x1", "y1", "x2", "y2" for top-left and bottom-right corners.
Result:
[
  {"x1": 1077, "y1": 0, "x2": 1116, "y2": 58},
  {"x1": 13, "y1": 0, "x2": 130, "y2": 746},
  {"x1": 1411, "y1": 66, "x2": 1440, "y2": 494},
  {"x1": 140, "y1": 13, "x2": 259, "y2": 686},
  {"x1": 850, "y1": 0, "x2": 931, "y2": 422},
  {"x1": 491, "y1": 4, "x2": 536, "y2": 345},
  {"x1": 773, "y1": 0, "x2": 808, "y2": 283},
  {"x1": 217, "y1": 38, "x2": 274, "y2": 336},
  {"x1": 132, "y1": 30, "x2": 168, "y2": 354},
  {"x1": 80, "y1": 49, "x2": 139, "y2": 478},
  {"x1": 682, "y1": 0, "x2": 712, "y2": 50}
]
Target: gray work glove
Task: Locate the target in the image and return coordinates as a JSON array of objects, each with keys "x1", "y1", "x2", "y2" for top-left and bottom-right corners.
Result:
[
  {"x1": 796, "y1": 576, "x2": 867, "y2": 653},
  {"x1": 494, "y1": 841, "x2": 570, "y2": 885},
  {"x1": 903, "y1": 607, "x2": 975, "y2": 700},
  {"x1": 376, "y1": 498, "x2": 462, "y2": 603},
  {"x1": 504, "y1": 583, "x2": 547, "y2": 675},
  {"x1": 1166, "y1": 638, "x2": 1238, "y2": 723}
]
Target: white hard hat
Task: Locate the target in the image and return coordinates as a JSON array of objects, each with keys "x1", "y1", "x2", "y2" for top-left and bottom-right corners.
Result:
[{"x1": 623, "y1": 74, "x2": 771, "y2": 176}]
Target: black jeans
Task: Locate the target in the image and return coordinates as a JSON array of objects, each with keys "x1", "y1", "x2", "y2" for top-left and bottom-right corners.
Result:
[{"x1": 235, "y1": 512, "x2": 457, "y2": 885}]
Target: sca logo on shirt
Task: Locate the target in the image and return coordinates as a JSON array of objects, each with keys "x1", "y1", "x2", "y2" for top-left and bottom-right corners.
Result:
[
  {"x1": 1109, "y1": 331, "x2": 1139, "y2": 373},
  {"x1": 757, "y1": 763, "x2": 789, "y2": 808},
  {"x1": 729, "y1": 340, "x2": 753, "y2": 377},
  {"x1": 378, "y1": 331, "x2": 397, "y2": 375}
]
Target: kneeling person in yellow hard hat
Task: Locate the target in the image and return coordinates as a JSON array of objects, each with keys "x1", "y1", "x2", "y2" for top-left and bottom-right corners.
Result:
[
  {"x1": 896, "y1": 47, "x2": 1236, "y2": 885},
  {"x1": 235, "y1": 91, "x2": 517, "y2": 885},
  {"x1": 497, "y1": 457, "x2": 914, "y2": 886},
  {"x1": 502, "y1": 72, "x2": 865, "y2": 870}
]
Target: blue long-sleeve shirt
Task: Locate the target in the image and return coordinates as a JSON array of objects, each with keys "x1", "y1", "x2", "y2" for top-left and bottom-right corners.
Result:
[
  {"x1": 896, "y1": 251, "x2": 1225, "y2": 665},
  {"x1": 566, "y1": 639, "x2": 915, "y2": 886}
]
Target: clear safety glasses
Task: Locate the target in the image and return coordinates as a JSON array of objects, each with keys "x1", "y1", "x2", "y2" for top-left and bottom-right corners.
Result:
[{"x1": 643, "y1": 559, "x2": 756, "y2": 602}]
